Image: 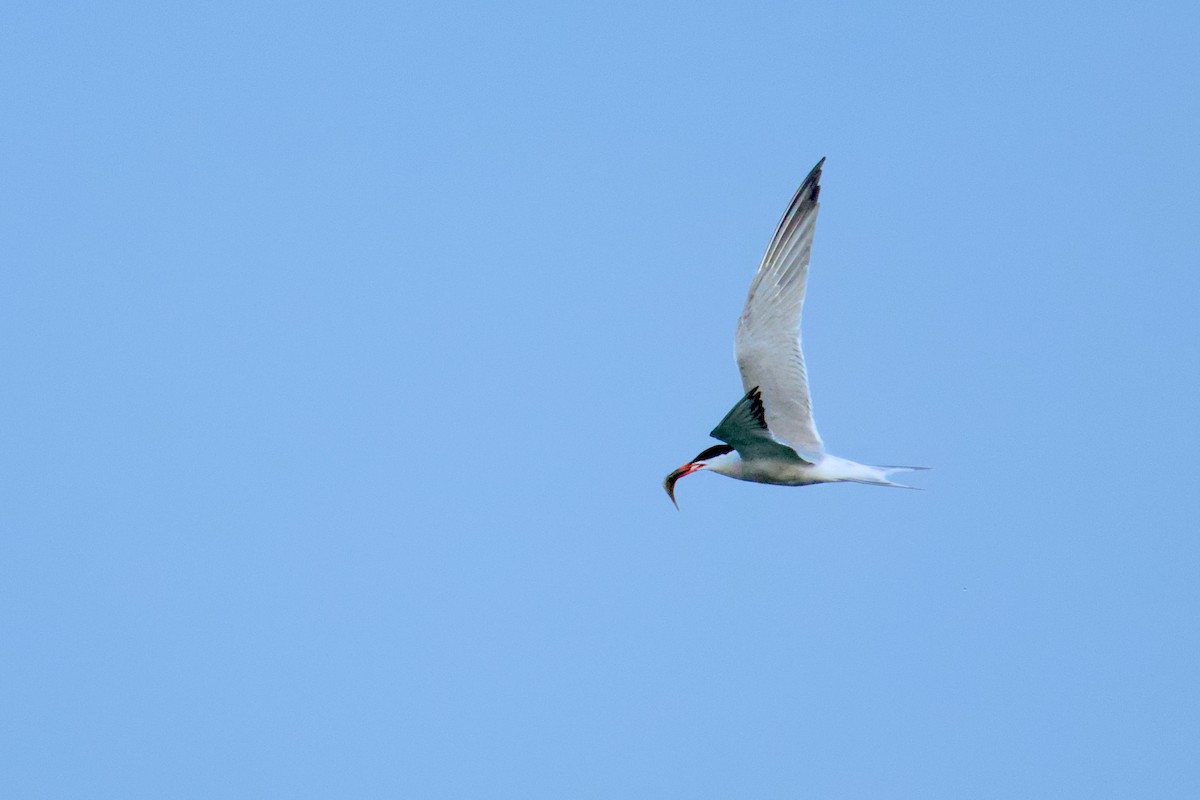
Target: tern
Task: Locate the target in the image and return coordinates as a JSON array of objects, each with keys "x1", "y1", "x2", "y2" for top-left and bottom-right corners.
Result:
[{"x1": 664, "y1": 159, "x2": 925, "y2": 508}]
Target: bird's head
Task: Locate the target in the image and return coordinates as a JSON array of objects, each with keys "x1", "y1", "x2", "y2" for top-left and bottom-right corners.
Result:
[{"x1": 663, "y1": 444, "x2": 734, "y2": 509}]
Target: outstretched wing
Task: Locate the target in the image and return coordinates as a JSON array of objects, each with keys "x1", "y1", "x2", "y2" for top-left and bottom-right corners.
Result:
[
  {"x1": 734, "y1": 158, "x2": 826, "y2": 456},
  {"x1": 710, "y1": 386, "x2": 810, "y2": 464}
]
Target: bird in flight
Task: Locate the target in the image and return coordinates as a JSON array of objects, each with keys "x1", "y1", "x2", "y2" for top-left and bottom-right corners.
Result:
[{"x1": 664, "y1": 159, "x2": 925, "y2": 508}]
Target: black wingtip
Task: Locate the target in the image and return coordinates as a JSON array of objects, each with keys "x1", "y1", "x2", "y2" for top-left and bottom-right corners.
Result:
[{"x1": 802, "y1": 158, "x2": 825, "y2": 201}]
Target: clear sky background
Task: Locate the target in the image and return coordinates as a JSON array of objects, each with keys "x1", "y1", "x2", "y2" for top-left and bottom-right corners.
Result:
[{"x1": 4, "y1": 2, "x2": 1200, "y2": 798}]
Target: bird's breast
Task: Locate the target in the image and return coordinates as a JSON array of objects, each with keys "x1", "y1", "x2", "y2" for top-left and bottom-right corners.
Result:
[{"x1": 736, "y1": 459, "x2": 823, "y2": 486}]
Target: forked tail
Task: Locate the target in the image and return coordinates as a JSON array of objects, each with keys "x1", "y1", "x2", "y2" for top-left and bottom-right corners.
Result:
[
  {"x1": 873, "y1": 465, "x2": 926, "y2": 491},
  {"x1": 848, "y1": 465, "x2": 930, "y2": 490}
]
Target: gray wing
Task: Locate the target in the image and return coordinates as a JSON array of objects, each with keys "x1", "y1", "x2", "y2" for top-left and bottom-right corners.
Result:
[
  {"x1": 710, "y1": 386, "x2": 811, "y2": 464},
  {"x1": 734, "y1": 158, "x2": 826, "y2": 456}
]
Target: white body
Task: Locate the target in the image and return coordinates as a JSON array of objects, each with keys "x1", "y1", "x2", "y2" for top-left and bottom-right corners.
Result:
[{"x1": 705, "y1": 450, "x2": 904, "y2": 488}]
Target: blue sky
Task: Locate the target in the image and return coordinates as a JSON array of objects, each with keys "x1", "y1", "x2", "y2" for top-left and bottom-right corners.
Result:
[{"x1": 4, "y1": 1, "x2": 1200, "y2": 797}]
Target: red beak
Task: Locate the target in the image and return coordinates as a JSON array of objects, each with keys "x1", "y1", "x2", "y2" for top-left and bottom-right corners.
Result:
[{"x1": 663, "y1": 462, "x2": 703, "y2": 509}]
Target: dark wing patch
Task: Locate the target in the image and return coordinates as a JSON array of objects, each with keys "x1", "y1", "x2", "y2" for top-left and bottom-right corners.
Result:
[
  {"x1": 692, "y1": 443, "x2": 734, "y2": 463},
  {"x1": 710, "y1": 386, "x2": 771, "y2": 443},
  {"x1": 745, "y1": 386, "x2": 768, "y2": 431}
]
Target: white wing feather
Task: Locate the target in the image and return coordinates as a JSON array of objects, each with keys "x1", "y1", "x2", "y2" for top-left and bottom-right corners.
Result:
[{"x1": 735, "y1": 158, "x2": 825, "y2": 456}]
